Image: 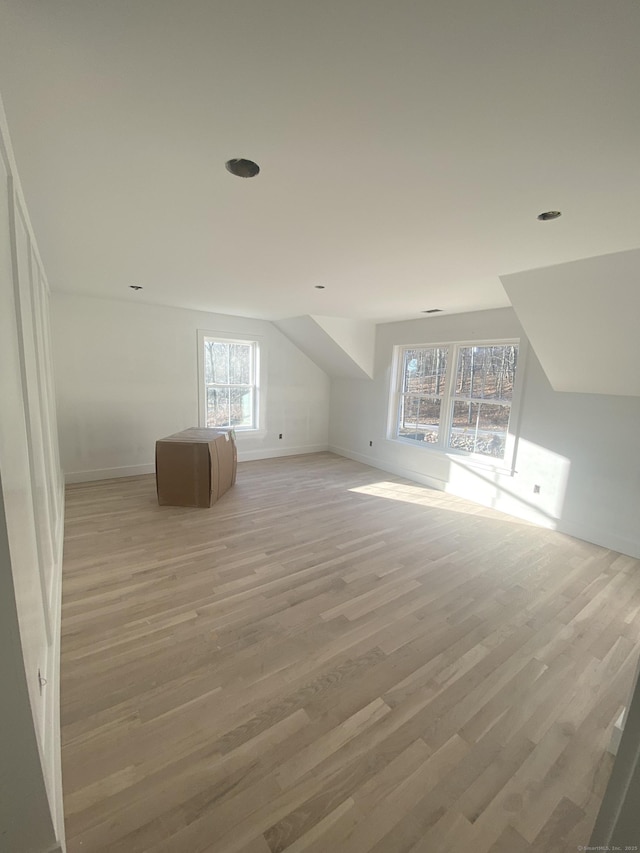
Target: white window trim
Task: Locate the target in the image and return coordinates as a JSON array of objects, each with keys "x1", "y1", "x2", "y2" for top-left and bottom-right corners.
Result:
[
  {"x1": 388, "y1": 337, "x2": 526, "y2": 474},
  {"x1": 197, "y1": 329, "x2": 265, "y2": 434}
]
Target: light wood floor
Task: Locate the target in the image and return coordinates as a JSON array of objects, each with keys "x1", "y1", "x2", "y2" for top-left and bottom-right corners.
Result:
[{"x1": 60, "y1": 452, "x2": 640, "y2": 853}]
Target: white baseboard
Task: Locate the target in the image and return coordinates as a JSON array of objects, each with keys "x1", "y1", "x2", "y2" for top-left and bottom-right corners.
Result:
[
  {"x1": 64, "y1": 446, "x2": 330, "y2": 484},
  {"x1": 328, "y1": 444, "x2": 447, "y2": 491},
  {"x1": 65, "y1": 463, "x2": 155, "y2": 484},
  {"x1": 608, "y1": 709, "x2": 627, "y2": 756},
  {"x1": 238, "y1": 444, "x2": 329, "y2": 462},
  {"x1": 329, "y1": 445, "x2": 640, "y2": 559},
  {"x1": 557, "y1": 520, "x2": 640, "y2": 560}
]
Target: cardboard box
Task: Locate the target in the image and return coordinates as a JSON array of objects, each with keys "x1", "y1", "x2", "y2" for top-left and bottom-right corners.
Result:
[{"x1": 155, "y1": 428, "x2": 237, "y2": 508}]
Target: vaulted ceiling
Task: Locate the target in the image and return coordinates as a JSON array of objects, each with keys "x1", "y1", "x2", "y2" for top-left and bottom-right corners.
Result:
[{"x1": 0, "y1": 1, "x2": 639, "y2": 322}]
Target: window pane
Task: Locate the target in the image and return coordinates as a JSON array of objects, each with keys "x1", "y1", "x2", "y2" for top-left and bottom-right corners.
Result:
[
  {"x1": 206, "y1": 386, "x2": 230, "y2": 427},
  {"x1": 398, "y1": 395, "x2": 441, "y2": 443},
  {"x1": 203, "y1": 337, "x2": 258, "y2": 430},
  {"x1": 230, "y1": 387, "x2": 253, "y2": 428},
  {"x1": 454, "y1": 345, "x2": 518, "y2": 401},
  {"x1": 211, "y1": 341, "x2": 230, "y2": 384},
  {"x1": 403, "y1": 347, "x2": 448, "y2": 396},
  {"x1": 204, "y1": 341, "x2": 215, "y2": 384},
  {"x1": 229, "y1": 343, "x2": 251, "y2": 385},
  {"x1": 449, "y1": 401, "x2": 511, "y2": 458}
]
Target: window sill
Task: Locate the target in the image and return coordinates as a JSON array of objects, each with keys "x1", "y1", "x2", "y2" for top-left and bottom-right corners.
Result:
[{"x1": 232, "y1": 428, "x2": 267, "y2": 438}]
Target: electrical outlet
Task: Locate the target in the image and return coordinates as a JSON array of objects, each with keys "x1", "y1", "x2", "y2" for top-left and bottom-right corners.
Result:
[
  {"x1": 278, "y1": 433, "x2": 283, "y2": 440},
  {"x1": 369, "y1": 440, "x2": 373, "y2": 447},
  {"x1": 533, "y1": 484, "x2": 541, "y2": 494}
]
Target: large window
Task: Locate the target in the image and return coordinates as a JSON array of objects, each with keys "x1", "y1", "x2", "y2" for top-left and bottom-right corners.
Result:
[
  {"x1": 394, "y1": 341, "x2": 519, "y2": 461},
  {"x1": 201, "y1": 335, "x2": 259, "y2": 430}
]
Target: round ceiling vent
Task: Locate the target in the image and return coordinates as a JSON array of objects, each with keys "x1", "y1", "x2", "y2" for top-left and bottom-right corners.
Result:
[{"x1": 225, "y1": 158, "x2": 260, "y2": 178}]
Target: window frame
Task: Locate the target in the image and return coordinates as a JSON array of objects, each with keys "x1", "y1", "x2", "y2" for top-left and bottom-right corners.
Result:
[
  {"x1": 389, "y1": 338, "x2": 524, "y2": 471},
  {"x1": 197, "y1": 330, "x2": 262, "y2": 432},
  {"x1": 396, "y1": 345, "x2": 450, "y2": 449}
]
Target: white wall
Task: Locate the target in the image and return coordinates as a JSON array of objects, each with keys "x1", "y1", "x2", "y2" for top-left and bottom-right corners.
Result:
[
  {"x1": 329, "y1": 308, "x2": 640, "y2": 559},
  {"x1": 0, "y1": 98, "x2": 65, "y2": 851},
  {"x1": 274, "y1": 315, "x2": 375, "y2": 380},
  {"x1": 51, "y1": 293, "x2": 330, "y2": 482},
  {"x1": 501, "y1": 248, "x2": 640, "y2": 396},
  {"x1": 312, "y1": 316, "x2": 376, "y2": 378}
]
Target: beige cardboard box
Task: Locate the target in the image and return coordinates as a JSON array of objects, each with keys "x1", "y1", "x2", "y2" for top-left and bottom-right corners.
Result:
[{"x1": 155, "y1": 428, "x2": 237, "y2": 508}]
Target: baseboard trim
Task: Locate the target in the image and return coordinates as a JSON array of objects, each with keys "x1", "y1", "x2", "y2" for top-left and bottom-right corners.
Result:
[
  {"x1": 238, "y1": 445, "x2": 329, "y2": 462},
  {"x1": 329, "y1": 445, "x2": 640, "y2": 559},
  {"x1": 557, "y1": 521, "x2": 640, "y2": 560},
  {"x1": 63, "y1": 446, "x2": 640, "y2": 559},
  {"x1": 65, "y1": 464, "x2": 155, "y2": 484},
  {"x1": 64, "y1": 446, "x2": 330, "y2": 484},
  {"x1": 328, "y1": 444, "x2": 447, "y2": 491}
]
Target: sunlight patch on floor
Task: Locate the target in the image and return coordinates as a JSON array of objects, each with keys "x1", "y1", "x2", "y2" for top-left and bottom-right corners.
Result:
[{"x1": 348, "y1": 480, "x2": 535, "y2": 526}]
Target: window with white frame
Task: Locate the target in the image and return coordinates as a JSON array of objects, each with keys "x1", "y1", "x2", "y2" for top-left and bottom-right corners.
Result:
[
  {"x1": 393, "y1": 341, "x2": 519, "y2": 461},
  {"x1": 200, "y1": 335, "x2": 259, "y2": 430}
]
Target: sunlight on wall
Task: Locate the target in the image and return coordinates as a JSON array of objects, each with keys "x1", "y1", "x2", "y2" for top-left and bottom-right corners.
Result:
[
  {"x1": 349, "y1": 437, "x2": 570, "y2": 531},
  {"x1": 445, "y1": 438, "x2": 570, "y2": 528}
]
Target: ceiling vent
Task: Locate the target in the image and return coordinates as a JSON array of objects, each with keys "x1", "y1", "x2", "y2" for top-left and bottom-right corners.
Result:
[
  {"x1": 537, "y1": 210, "x2": 562, "y2": 221},
  {"x1": 225, "y1": 158, "x2": 260, "y2": 178}
]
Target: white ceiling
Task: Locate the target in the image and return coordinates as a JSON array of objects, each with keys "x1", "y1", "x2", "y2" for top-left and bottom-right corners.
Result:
[{"x1": 0, "y1": 0, "x2": 639, "y2": 323}]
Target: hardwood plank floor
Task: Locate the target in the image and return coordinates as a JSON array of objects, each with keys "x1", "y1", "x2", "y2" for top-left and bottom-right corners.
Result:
[{"x1": 60, "y1": 452, "x2": 640, "y2": 852}]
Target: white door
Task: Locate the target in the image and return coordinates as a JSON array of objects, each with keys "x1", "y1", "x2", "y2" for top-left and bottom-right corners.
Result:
[{"x1": 0, "y1": 142, "x2": 51, "y2": 757}]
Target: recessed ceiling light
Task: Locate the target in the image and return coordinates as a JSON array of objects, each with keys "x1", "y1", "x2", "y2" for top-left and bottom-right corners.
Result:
[
  {"x1": 129, "y1": 285, "x2": 143, "y2": 291},
  {"x1": 314, "y1": 285, "x2": 325, "y2": 289},
  {"x1": 422, "y1": 308, "x2": 442, "y2": 314},
  {"x1": 225, "y1": 158, "x2": 260, "y2": 178},
  {"x1": 537, "y1": 210, "x2": 562, "y2": 221}
]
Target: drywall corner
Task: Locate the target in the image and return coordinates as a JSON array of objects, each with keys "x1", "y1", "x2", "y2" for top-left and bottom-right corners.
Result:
[{"x1": 274, "y1": 315, "x2": 375, "y2": 379}]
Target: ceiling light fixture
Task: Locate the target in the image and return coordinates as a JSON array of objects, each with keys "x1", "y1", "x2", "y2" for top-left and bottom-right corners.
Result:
[
  {"x1": 225, "y1": 158, "x2": 260, "y2": 178},
  {"x1": 537, "y1": 210, "x2": 562, "y2": 221},
  {"x1": 129, "y1": 285, "x2": 143, "y2": 291}
]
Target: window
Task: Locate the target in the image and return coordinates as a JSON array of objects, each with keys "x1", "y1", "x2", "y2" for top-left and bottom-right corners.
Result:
[
  {"x1": 393, "y1": 340, "x2": 519, "y2": 462},
  {"x1": 398, "y1": 346, "x2": 449, "y2": 445},
  {"x1": 200, "y1": 335, "x2": 259, "y2": 430}
]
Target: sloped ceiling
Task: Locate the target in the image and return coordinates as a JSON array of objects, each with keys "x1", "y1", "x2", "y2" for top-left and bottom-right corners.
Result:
[
  {"x1": 0, "y1": 1, "x2": 639, "y2": 322},
  {"x1": 274, "y1": 316, "x2": 375, "y2": 379},
  {"x1": 501, "y1": 248, "x2": 640, "y2": 396}
]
